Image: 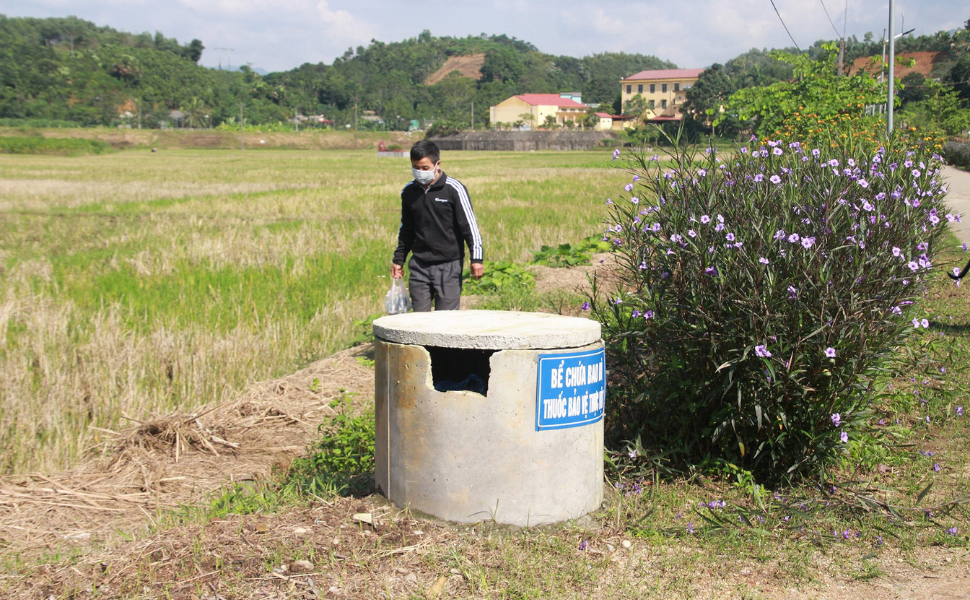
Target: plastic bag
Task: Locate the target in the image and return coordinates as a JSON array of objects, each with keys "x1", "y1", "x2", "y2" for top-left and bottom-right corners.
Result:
[{"x1": 385, "y1": 278, "x2": 412, "y2": 315}]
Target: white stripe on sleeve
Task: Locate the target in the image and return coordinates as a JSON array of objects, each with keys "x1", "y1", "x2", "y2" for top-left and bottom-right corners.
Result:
[{"x1": 446, "y1": 177, "x2": 483, "y2": 261}]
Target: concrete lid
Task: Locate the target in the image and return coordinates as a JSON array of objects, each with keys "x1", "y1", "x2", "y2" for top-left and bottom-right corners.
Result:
[{"x1": 373, "y1": 310, "x2": 601, "y2": 350}]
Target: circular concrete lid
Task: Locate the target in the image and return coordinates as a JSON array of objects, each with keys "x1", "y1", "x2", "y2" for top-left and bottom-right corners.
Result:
[{"x1": 373, "y1": 310, "x2": 601, "y2": 350}]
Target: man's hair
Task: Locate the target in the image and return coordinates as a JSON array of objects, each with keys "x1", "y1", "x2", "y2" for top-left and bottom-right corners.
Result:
[{"x1": 410, "y1": 140, "x2": 440, "y2": 164}]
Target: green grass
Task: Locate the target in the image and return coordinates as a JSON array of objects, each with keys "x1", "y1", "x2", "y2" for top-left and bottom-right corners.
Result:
[
  {"x1": 0, "y1": 148, "x2": 624, "y2": 473},
  {"x1": 0, "y1": 135, "x2": 113, "y2": 155}
]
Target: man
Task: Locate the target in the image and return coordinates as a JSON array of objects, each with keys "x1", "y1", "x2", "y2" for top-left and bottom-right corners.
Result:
[{"x1": 391, "y1": 140, "x2": 484, "y2": 311}]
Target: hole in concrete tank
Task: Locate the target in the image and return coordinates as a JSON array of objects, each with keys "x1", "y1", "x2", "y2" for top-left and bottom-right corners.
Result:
[{"x1": 425, "y1": 346, "x2": 494, "y2": 395}]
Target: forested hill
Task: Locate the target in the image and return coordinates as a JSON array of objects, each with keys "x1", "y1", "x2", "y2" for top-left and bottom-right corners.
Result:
[{"x1": 0, "y1": 15, "x2": 675, "y2": 128}]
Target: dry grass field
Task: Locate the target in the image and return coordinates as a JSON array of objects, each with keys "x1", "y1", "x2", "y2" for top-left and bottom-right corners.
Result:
[{"x1": 0, "y1": 146, "x2": 624, "y2": 474}]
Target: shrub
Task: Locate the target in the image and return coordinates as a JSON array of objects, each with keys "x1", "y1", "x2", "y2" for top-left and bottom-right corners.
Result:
[
  {"x1": 944, "y1": 142, "x2": 970, "y2": 170},
  {"x1": 591, "y1": 135, "x2": 950, "y2": 484},
  {"x1": 462, "y1": 260, "x2": 534, "y2": 293},
  {"x1": 285, "y1": 396, "x2": 375, "y2": 497},
  {"x1": 532, "y1": 236, "x2": 612, "y2": 267}
]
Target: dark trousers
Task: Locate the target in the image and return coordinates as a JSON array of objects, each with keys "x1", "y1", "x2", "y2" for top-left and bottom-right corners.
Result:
[{"x1": 408, "y1": 257, "x2": 462, "y2": 312}]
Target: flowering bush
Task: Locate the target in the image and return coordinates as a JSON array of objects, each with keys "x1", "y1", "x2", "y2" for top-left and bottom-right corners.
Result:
[{"x1": 591, "y1": 136, "x2": 950, "y2": 483}]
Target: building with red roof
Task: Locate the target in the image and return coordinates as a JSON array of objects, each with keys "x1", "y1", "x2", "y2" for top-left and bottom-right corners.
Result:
[
  {"x1": 489, "y1": 93, "x2": 588, "y2": 129},
  {"x1": 619, "y1": 68, "x2": 705, "y2": 121}
]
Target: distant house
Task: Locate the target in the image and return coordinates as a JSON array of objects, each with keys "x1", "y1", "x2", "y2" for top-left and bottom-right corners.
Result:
[
  {"x1": 619, "y1": 68, "x2": 705, "y2": 120},
  {"x1": 489, "y1": 94, "x2": 587, "y2": 129},
  {"x1": 593, "y1": 112, "x2": 613, "y2": 130},
  {"x1": 609, "y1": 114, "x2": 639, "y2": 131}
]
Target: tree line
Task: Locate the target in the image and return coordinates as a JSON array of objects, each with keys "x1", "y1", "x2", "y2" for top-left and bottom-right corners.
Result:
[{"x1": 0, "y1": 15, "x2": 673, "y2": 130}]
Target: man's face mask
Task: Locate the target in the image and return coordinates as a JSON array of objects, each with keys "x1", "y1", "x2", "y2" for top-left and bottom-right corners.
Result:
[{"x1": 412, "y1": 162, "x2": 438, "y2": 185}]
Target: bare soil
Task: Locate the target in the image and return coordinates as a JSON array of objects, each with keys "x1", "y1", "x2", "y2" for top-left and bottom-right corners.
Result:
[{"x1": 424, "y1": 55, "x2": 485, "y2": 86}]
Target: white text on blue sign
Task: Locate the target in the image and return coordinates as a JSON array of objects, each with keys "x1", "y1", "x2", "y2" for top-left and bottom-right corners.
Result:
[{"x1": 536, "y1": 348, "x2": 606, "y2": 431}]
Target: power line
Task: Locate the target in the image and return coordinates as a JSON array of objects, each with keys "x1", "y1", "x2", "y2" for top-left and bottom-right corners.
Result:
[
  {"x1": 770, "y1": 0, "x2": 802, "y2": 51},
  {"x1": 818, "y1": 0, "x2": 843, "y2": 38}
]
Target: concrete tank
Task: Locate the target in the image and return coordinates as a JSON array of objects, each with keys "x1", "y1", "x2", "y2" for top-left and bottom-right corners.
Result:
[{"x1": 373, "y1": 310, "x2": 605, "y2": 526}]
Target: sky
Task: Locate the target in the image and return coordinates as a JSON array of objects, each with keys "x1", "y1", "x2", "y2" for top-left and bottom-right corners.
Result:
[{"x1": 4, "y1": 0, "x2": 968, "y2": 73}]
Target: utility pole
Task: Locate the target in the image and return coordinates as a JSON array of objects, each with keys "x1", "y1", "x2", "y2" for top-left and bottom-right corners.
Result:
[
  {"x1": 354, "y1": 101, "x2": 358, "y2": 150},
  {"x1": 214, "y1": 47, "x2": 234, "y2": 70},
  {"x1": 239, "y1": 103, "x2": 245, "y2": 151},
  {"x1": 471, "y1": 100, "x2": 474, "y2": 129},
  {"x1": 887, "y1": 0, "x2": 895, "y2": 135},
  {"x1": 840, "y1": 0, "x2": 848, "y2": 74}
]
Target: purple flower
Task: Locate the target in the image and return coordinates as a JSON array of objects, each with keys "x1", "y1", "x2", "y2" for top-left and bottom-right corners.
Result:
[
  {"x1": 726, "y1": 233, "x2": 736, "y2": 242},
  {"x1": 787, "y1": 233, "x2": 800, "y2": 244},
  {"x1": 581, "y1": 302, "x2": 591, "y2": 311},
  {"x1": 858, "y1": 179, "x2": 869, "y2": 188},
  {"x1": 700, "y1": 214, "x2": 711, "y2": 224},
  {"x1": 825, "y1": 347, "x2": 836, "y2": 358},
  {"x1": 934, "y1": 463, "x2": 941, "y2": 472},
  {"x1": 892, "y1": 306, "x2": 902, "y2": 315},
  {"x1": 759, "y1": 257, "x2": 769, "y2": 264},
  {"x1": 828, "y1": 159, "x2": 839, "y2": 167},
  {"x1": 644, "y1": 310, "x2": 654, "y2": 319},
  {"x1": 631, "y1": 310, "x2": 641, "y2": 318},
  {"x1": 686, "y1": 522, "x2": 695, "y2": 534},
  {"x1": 957, "y1": 406, "x2": 963, "y2": 416},
  {"x1": 773, "y1": 229, "x2": 786, "y2": 240},
  {"x1": 688, "y1": 229, "x2": 697, "y2": 238},
  {"x1": 840, "y1": 431, "x2": 849, "y2": 443},
  {"x1": 788, "y1": 285, "x2": 797, "y2": 299},
  {"x1": 705, "y1": 266, "x2": 718, "y2": 276},
  {"x1": 912, "y1": 169, "x2": 921, "y2": 178},
  {"x1": 612, "y1": 149, "x2": 620, "y2": 161},
  {"x1": 579, "y1": 539, "x2": 589, "y2": 551},
  {"x1": 755, "y1": 344, "x2": 772, "y2": 358},
  {"x1": 892, "y1": 247, "x2": 901, "y2": 257},
  {"x1": 772, "y1": 147, "x2": 783, "y2": 156},
  {"x1": 624, "y1": 183, "x2": 634, "y2": 192},
  {"x1": 630, "y1": 197, "x2": 639, "y2": 205},
  {"x1": 801, "y1": 237, "x2": 815, "y2": 249},
  {"x1": 812, "y1": 148, "x2": 821, "y2": 157},
  {"x1": 831, "y1": 413, "x2": 841, "y2": 427},
  {"x1": 754, "y1": 174, "x2": 764, "y2": 183},
  {"x1": 606, "y1": 198, "x2": 613, "y2": 205},
  {"x1": 908, "y1": 261, "x2": 919, "y2": 272},
  {"x1": 947, "y1": 527, "x2": 958, "y2": 536},
  {"x1": 921, "y1": 319, "x2": 929, "y2": 328},
  {"x1": 770, "y1": 175, "x2": 781, "y2": 184}
]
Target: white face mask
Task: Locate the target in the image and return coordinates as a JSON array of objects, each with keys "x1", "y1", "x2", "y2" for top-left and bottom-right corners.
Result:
[{"x1": 412, "y1": 162, "x2": 438, "y2": 185}]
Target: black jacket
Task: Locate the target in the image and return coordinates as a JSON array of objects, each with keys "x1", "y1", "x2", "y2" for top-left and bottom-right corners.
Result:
[{"x1": 393, "y1": 171, "x2": 484, "y2": 266}]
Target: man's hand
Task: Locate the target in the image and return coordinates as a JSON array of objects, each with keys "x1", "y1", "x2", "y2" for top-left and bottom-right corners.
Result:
[
  {"x1": 391, "y1": 263, "x2": 404, "y2": 279},
  {"x1": 470, "y1": 263, "x2": 484, "y2": 280}
]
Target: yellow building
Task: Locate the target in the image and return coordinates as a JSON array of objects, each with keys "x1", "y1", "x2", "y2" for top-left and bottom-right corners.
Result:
[
  {"x1": 619, "y1": 68, "x2": 704, "y2": 119},
  {"x1": 489, "y1": 94, "x2": 587, "y2": 129}
]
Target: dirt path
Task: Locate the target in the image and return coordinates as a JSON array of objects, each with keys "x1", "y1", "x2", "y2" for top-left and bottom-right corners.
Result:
[{"x1": 944, "y1": 166, "x2": 970, "y2": 245}]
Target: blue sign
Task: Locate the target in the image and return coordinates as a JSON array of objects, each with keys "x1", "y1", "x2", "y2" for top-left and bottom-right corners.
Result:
[{"x1": 536, "y1": 348, "x2": 606, "y2": 431}]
